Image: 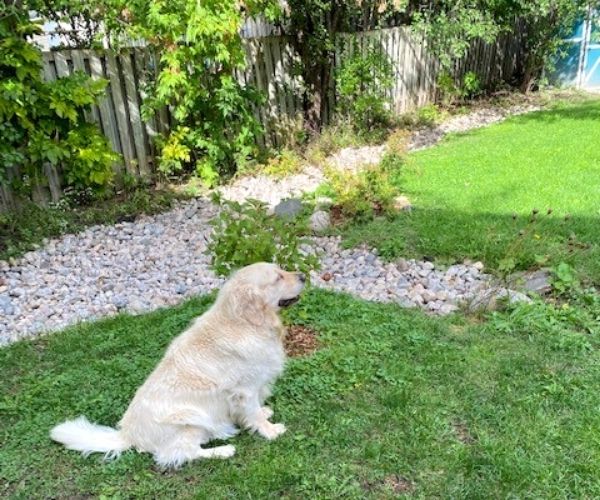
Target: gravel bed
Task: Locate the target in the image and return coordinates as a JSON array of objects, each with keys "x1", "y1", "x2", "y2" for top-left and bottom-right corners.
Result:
[
  {"x1": 220, "y1": 103, "x2": 541, "y2": 207},
  {"x1": 0, "y1": 199, "x2": 225, "y2": 345},
  {"x1": 0, "y1": 103, "x2": 539, "y2": 345},
  {"x1": 310, "y1": 236, "x2": 488, "y2": 314},
  {"x1": 218, "y1": 166, "x2": 325, "y2": 208},
  {"x1": 409, "y1": 104, "x2": 541, "y2": 151}
]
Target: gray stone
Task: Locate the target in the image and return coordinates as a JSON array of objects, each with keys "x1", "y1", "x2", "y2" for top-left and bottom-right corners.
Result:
[
  {"x1": 440, "y1": 303, "x2": 459, "y2": 315},
  {"x1": 273, "y1": 198, "x2": 304, "y2": 219},
  {"x1": 520, "y1": 268, "x2": 552, "y2": 295},
  {"x1": 111, "y1": 295, "x2": 129, "y2": 309},
  {"x1": 396, "y1": 258, "x2": 409, "y2": 272},
  {"x1": 0, "y1": 295, "x2": 15, "y2": 315},
  {"x1": 468, "y1": 286, "x2": 532, "y2": 313},
  {"x1": 309, "y1": 210, "x2": 331, "y2": 234}
]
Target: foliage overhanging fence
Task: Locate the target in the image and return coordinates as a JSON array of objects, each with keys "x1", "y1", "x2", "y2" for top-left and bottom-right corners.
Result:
[{"x1": 0, "y1": 25, "x2": 523, "y2": 210}]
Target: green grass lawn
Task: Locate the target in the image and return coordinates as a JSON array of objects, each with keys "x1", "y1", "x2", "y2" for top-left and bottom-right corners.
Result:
[
  {"x1": 2, "y1": 289, "x2": 600, "y2": 498},
  {"x1": 343, "y1": 99, "x2": 600, "y2": 284},
  {"x1": 3, "y1": 98, "x2": 600, "y2": 498}
]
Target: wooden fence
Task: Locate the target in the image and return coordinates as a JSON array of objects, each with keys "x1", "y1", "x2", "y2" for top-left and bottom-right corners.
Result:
[{"x1": 0, "y1": 25, "x2": 523, "y2": 210}]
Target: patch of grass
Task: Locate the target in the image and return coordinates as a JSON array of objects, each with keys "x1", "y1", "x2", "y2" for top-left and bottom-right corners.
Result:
[
  {"x1": 2, "y1": 289, "x2": 600, "y2": 497},
  {"x1": 341, "y1": 99, "x2": 600, "y2": 284},
  {"x1": 0, "y1": 187, "x2": 187, "y2": 261}
]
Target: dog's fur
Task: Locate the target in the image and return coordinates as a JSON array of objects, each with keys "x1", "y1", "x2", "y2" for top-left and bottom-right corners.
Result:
[{"x1": 50, "y1": 263, "x2": 305, "y2": 468}]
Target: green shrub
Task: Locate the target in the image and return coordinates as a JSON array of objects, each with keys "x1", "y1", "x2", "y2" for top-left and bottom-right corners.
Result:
[
  {"x1": 437, "y1": 71, "x2": 481, "y2": 107},
  {"x1": 61, "y1": 125, "x2": 119, "y2": 192},
  {"x1": 207, "y1": 196, "x2": 319, "y2": 277},
  {"x1": 416, "y1": 103, "x2": 446, "y2": 125},
  {"x1": 336, "y1": 42, "x2": 394, "y2": 134},
  {"x1": 0, "y1": 9, "x2": 117, "y2": 195},
  {"x1": 304, "y1": 124, "x2": 366, "y2": 165},
  {"x1": 325, "y1": 163, "x2": 400, "y2": 223},
  {"x1": 260, "y1": 150, "x2": 304, "y2": 178},
  {"x1": 129, "y1": 1, "x2": 279, "y2": 186},
  {"x1": 385, "y1": 129, "x2": 411, "y2": 156}
]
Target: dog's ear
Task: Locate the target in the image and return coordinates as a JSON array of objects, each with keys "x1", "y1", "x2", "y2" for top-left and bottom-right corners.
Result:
[{"x1": 232, "y1": 284, "x2": 267, "y2": 327}]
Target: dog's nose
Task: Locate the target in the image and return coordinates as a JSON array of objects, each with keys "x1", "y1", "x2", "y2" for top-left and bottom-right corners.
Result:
[{"x1": 298, "y1": 273, "x2": 306, "y2": 283}]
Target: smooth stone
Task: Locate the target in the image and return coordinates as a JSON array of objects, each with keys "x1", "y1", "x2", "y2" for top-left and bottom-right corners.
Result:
[
  {"x1": 309, "y1": 210, "x2": 331, "y2": 234},
  {"x1": 273, "y1": 198, "x2": 304, "y2": 219}
]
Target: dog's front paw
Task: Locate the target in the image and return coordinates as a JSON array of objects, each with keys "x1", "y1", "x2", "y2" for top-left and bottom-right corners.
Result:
[
  {"x1": 260, "y1": 406, "x2": 274, "y2": 420},
  {"x1": 258, "y1": 422, "x2": 286, "y2": 440}
]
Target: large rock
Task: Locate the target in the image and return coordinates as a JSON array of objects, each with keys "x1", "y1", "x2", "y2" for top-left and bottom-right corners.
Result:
[
  {"x1": 515, "y1": 268, "x2": 552, "y2": 295},
  {"x1": 309, "y1": 210, "x2": 331, "y2": 234},
  {"x1": 468, "y1": 286, "x2": 532, "y2": 313},
  {"x1": 273, "y1": 198, "x2": 304, "y2": 219}
]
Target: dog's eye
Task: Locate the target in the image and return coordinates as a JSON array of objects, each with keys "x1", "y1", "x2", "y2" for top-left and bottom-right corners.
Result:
[{"x1": 276, "y1": 274, "x2": 284, "y2": 281}]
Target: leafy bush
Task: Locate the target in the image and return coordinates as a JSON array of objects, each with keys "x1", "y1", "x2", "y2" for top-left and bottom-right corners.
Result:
[
  {"x1": 336, "y1": 43, "x2": 394, "y2": 134},
  {"x1": 385, "y1": 129, "x2": 411, "y2": 156},
  {"x1": 207, "y1": 196, "x2": 319, "y2": 277},
  {"x1": 551, "y1": 262, "x2": 580, "y2": 296},
  {"x1": 0, "y1": 8, "x2": 117, "y2": 195},
  {"x1": 260, "y1": 150, "x2": 304, "y2": 178},
  {"x1": 437, "y1": 71, "x2": 481, "y2": 107},
  {"x1": 124, "y1": 1, "x2": 279, "y2": 186},
  {"x1": 304, "y1": 124, "x2": 368, "y2": 165},
  {"x1": 418, "y1": 104, "x2": 446, "y2": 126},
  {"x1": 325, "y1": 163, "x2": 400, "y2": 223}
]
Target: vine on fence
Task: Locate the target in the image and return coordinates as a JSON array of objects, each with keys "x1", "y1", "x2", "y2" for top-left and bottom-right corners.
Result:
[
  {"x1": 0, "y1": 7, "x2": 117, "y2": 196},
  {"x1": 121, "y1": 0, "x2": 281, "y2": 186}
]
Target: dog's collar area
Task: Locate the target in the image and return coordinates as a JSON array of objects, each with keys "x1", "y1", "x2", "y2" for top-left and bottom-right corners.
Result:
[{"x1": 278, "y1": 296, "x2": 300, "y2": 307}]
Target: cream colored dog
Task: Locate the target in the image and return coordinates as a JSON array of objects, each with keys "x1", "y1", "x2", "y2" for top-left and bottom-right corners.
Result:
[{"x1": 50, "y1": 262, "x2": 305, "y2": 468}]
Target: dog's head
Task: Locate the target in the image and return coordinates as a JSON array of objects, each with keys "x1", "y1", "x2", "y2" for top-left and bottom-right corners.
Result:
[{"x1": 217, "y1": 263, "x2": 306, "y2": 327}]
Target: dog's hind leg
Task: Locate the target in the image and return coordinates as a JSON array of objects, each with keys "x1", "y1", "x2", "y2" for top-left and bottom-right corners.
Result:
[
  {"x1": 159, "y1": 407, "x2": 239, "y2": 441},
  {"x1": 153, "y1": 426, "x2": 235, "y2": 468},
  {"x1": 154, "y1": 443, "x2": 235, "y2": 468}
]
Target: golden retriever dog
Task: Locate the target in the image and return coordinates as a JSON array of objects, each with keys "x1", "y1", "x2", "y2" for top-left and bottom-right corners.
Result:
[{"x1": 50, "y1": 262, "x2": 305, "y2": 468}]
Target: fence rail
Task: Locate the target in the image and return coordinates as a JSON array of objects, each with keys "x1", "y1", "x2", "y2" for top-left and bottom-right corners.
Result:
[{"x1": 0, "y1": 25, "x2": 523, "y2": 210}]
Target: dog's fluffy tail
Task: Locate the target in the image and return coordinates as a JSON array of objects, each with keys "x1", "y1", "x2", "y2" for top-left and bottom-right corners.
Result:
[{"x1": 50, "y1": 416, "x2": 131, "y2": 459}]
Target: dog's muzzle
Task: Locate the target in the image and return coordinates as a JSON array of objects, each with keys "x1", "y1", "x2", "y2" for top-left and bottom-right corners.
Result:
[{"x1": 278, "y1": 296, "x2": 300, "y2": 307}]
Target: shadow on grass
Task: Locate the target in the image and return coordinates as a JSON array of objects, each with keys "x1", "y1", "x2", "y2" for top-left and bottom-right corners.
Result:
[
  {"x1": 341, "y1": 208, "x2": 600, "y2": 285},
  {"x1": 512, "y1": 98, "x2": 600, "y2": 123}
]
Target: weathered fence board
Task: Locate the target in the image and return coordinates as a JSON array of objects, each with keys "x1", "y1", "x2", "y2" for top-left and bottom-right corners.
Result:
[{"x1": 1, "y1": 25, "x2": 523, "y2": 209}]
